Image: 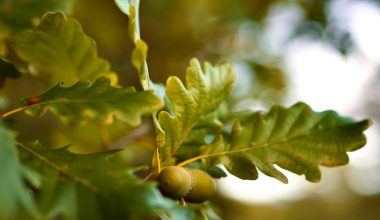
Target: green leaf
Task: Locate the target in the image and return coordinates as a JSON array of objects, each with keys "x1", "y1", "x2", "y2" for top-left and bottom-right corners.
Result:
[
  {"x1": 224, "y1": 155, "x2": 258, "y2": 180},
  {"x1": 21, "y1": 77, "x2": 163, "y2": 126},
  {"x1": 158, "y1": 58, "x2": 235, "y2": 164},
  {"x1": 225, "y1": 102, "x2": 371, "y2": 183},
  {"x1": 11, "y1": 12, "x2": 117, "y2": 86},
  {"x1": 18, "y1": 142, "x2": 191, "y2": 219},
  {"x1": 52, "y1": 120, "x2": 134, "y2": 153},
  {"x1": 0, "y1": 122, "x2": 39, "y2": 219},
  {"x1": 205, "y1": 165, "x2": 228, "y2": 179},
  {"x1": 38, "y1": 180, "x2": 101, "y2": 220}
]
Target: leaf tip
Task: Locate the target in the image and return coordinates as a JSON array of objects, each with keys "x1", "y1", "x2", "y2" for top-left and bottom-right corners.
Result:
[
  {"x1": 363, "y1": 119, "x2": 373, "y2": 129},
  {"x1": 189, "y1": 58, "x2": 200, "y2": 67},
  {"x1": 278, "y1": 175, "x2": 289, "y2": 184},
  {"x1": 115, "y1": 0, "x2": 131, "y2": 15},
  {"x1": 42, "y1": 11, "x2": 67, "y2": 21}
]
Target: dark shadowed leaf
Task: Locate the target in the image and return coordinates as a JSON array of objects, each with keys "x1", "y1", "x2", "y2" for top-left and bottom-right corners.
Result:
[
  {"x1": 0, "y1": 58, "x2": 21, "y2": 88},
  {"x1": 18, "y1": 142, "x2": 194, "y2": 219},
  {"x1": 0, "y1": 0, "x2": 73, "y2": 32}
]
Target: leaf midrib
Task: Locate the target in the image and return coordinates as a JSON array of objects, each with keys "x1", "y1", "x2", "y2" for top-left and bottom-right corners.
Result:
[
  {"x1": 177, "y1": 121, "x2": 367, "y2": 167},
  {"x1": 17, "y1": 143, "x2": 100, "y2": 192}
]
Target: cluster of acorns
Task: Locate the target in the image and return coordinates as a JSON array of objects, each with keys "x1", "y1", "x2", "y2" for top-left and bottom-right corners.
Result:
[{"x1": 157, "y1": 166, "x2": 216, "y2": 203}]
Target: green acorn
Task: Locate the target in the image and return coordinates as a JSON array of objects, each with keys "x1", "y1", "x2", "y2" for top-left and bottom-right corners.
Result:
[{"x1": 157, "y1": 166, "x2": 216, "y2": 203}]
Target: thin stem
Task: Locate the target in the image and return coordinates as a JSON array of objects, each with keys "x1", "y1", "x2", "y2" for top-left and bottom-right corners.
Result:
[
  {"x1": 1, "y1": 98, "x2": 103, "y2": 119},
  {"x1": 155, "y1": 147, "x2": 161, "y2": 174},
  {"x1": 143, "y1": 171, "x2": 155, "y2": 181},
  {"x1": 152, "y1": 113, "x2": 164, "y2": 174},
  {"x1": 177, "y1": 152, "x2": 226, "y2": 167},
  {"x1": 177, "y1": 138, "x2": 290, "y2": 167},
  {"x1": 179, "y1": 197, "x2": 187, "y2": 207},
  {"x1": 1, "y1": 106, "x2": 28, "y2": 119}
]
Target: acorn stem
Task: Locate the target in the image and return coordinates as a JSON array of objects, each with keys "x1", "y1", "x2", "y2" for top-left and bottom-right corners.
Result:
[
  {"x1": 180, "y1": 197, "x2": 187, "y2": 207},
  {"x1": 177, "y1": 152, "x2": 227, "y2": 167}
]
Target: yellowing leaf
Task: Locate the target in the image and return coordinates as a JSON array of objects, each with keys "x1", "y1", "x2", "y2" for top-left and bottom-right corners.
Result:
[
  {"x1": 21, "y1": 77, "x2": 163, "y2": 126},
  {"x1": 158, "y1": 58, "x2": 235, "y2": 164},
  {"x1": 11, "y1": 12, "x2": 117, "y2": 86}
]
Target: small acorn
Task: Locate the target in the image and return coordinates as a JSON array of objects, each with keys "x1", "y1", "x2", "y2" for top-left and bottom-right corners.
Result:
[{"x1": 157, "y1": 166, "x2": 216, "y2": 203}]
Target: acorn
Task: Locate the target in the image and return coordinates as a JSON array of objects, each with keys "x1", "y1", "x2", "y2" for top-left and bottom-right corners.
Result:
[{"x1": 157, "y1": 166, "x2": 216, "y2": 203}]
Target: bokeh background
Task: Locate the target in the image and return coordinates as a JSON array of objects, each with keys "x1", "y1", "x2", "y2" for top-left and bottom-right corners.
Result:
[{"x1": 1, "y1": 0, "x2": 380, "y2": 219}]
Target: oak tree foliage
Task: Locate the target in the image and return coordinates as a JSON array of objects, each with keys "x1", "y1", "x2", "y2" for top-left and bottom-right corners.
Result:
[{"x1": 0, "y1": 0, "x2": 371, "y2": 219}]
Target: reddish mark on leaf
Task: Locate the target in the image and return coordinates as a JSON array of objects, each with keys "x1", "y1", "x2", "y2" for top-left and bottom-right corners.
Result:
[
  {"x1": 303, "y1": 107, "x2": 310, "y2": 114},
  {"x1": 26, "y1": 96, "x2": 41, "y2": 106},
  {"x1": 170, "y1": 151, "x2": 176, "y2": 157}
]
